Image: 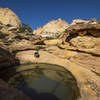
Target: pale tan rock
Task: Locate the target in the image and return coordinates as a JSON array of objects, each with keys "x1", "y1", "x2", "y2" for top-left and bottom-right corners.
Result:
[
  {"x1": 45, "y1": 46, "x2": 78, "y2": 59},
  {"x1": 63, "y1": 23, "x2": 100, "y2": 42},
  {"x1": 70, "y1": 53, "x2": 100, "y2": 75},
  {"x1": 33, "y1": 18, "x2": 69, "y2": 37},
  {"x1": 61, "y1": 36, "x2": 100, "y2": 56},
  {"x1": 8, "y1": 27, "x2": 18, "y2": 31},
  {"x1": 0, "y1": 8, "x2": 22, "y2": 27},
  {"x1": 70, "y1": 36, "x2": 96, "y2": 49},
  {"x1": 16, "y1": 50, "x2": 100, "y2": 100},
  {"x1": 71, "y1": 19, "x2": 89, "y2": 25},
  {"x1": 44, "y1": 39, "x2": 62, "y2": 45}
]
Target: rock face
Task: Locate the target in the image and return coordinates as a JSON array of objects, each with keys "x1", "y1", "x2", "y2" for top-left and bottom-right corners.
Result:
[
  {"x1": 70, "y1": 36, "x2": 96, "y2": 49},
  {"x1": 0, "y1": 79, "x2": 31, "y2": 100},
  {"x1": 0, "y1": 15, "x2": 100, "y2": 100},
  {"x1": 63, "y1": 23, "x2": 100, "y2": 42},
  {"x1": 44, "y1": 39, "x2": 62, "y2": 45},
  {"x1": 59, "y1": 35, "x2": 100, "y2": 75},
  {"x1": 33, "y1": 18, "x2": 69, "y2": 37},
  {"x1": 0, "y1": 47, "x2": 17, "y2": 69},
  {"x1": 15, "y1": 47, "x2": 100, "y2": 100},
  {"x1": 0, "y1": 8, "x2": 22, "y2": 27},
  {"x1": 71, "y1": 19, "x2": 89, "y2": 25}
]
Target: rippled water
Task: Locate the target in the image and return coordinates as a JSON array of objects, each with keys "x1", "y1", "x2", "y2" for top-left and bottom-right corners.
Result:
[{"x1": 0, "y1": 64, "x2": 80, "y2": 100}]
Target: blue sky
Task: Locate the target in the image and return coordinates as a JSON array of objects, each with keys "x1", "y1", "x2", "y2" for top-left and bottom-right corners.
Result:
[{"x1": 0, "y1": 0, "x2": 100, "y2": 29}]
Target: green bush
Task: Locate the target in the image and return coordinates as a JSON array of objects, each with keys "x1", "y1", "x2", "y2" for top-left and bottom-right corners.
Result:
[
  {"x1": 6, "y1": 24, "x2": 12, "y2": 27},
  {"x1": 45, "y1": 37, "x2": 54, "y2": 40},
  {"x1": 96, "y1": 20, "x2": 100, "y2": 24},
  {"x1": 18, "y1": 24, "x2": 33, "y2": 34}
]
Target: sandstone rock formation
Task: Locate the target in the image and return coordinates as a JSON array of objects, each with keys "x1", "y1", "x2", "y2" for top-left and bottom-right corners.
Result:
[
  {"x1": 63, "y1": 23, "x2": 100, "y2": 42},
  {"x1": 0, "y1": 79, "x2": 31, "y2": 100},
  {"x1": 0, "y1": 8, "x2": 22, "y2": 27},
  {"x1": 15, "y1": 48, "x2": 100, "y2": 100},
  {"x1": 0, "y1": 47, "x2": 17, "y2": 69},
  {"x1": 33, "y1": 18, "x2": 69, "y2": 37},
  {"x1": 71, "y1": 19, "x2": 89, "y2": 25},
  {"x1": 8, "y1": 39, "x2": 45, "y2": 52},
  {"x1": 0, "y1": 10, "x2": 100, "y2": 100},
  {"x1": 44, "y1": 39, "x2": 62, "y2": 45}
]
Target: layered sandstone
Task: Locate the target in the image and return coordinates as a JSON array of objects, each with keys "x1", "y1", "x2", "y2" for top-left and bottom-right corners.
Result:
[
  {"x1": 71, "y1": 19, "x2": 89, "y2": 25},
  {"x1": 33, "y1": 18, "x2": 69, "y2": 37},
  {"x1": 0, "y1": 8, "x2": 100, "y2": 100},
  {"x1": 62, "y1": 23, "x2": 100, "y2": 42},
  {"x1": 0, "y1": 8, "x2": 22, "y2": 27}
]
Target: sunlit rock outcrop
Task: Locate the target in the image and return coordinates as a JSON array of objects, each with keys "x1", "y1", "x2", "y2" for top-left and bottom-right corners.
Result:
[
  {"x1": 71, "y1": 19, "x2": 89, "y2": 25},
  {"x1": 33, "y1": 18, "x2": 69, "y2": 37},
  {"x1": 0, "y1": 8, "x2": 22, "y2": 27}
]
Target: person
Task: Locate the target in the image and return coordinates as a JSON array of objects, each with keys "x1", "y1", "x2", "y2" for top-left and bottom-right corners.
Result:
[{"x1": 34, "y1": 50, "x2": 40, "y2": 58}]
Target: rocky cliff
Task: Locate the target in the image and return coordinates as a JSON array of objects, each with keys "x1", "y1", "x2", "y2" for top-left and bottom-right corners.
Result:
[
  {"x1": 33, "y1": 18, "x2": 69, "y2": 37},
  {"x1": 0, "y1": 8, "x2": 22, "y2": 27},
  {"x1": 0, "y1": 7, "x2": 100, "y2": 100}
]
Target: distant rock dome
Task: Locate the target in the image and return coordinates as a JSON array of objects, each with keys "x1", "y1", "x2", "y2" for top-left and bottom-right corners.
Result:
[{"x1": 33, "y1": 18, "x2": 69, "y2": 37}]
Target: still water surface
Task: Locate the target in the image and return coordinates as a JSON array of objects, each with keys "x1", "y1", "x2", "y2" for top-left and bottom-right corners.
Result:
[{"x1": 3, "y1": 64, "x2": 80, "y2": 100}]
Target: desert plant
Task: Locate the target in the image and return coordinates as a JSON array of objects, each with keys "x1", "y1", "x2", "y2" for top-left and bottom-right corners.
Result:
[
  {"x1": 18, "y1": 23, "x2": 33, "y2": 34},
  {"x1": 96, "y1": 20, "x2": 100, "y2": 24},
  {"x1": 89, "y1": 18, "x2": 97, "y2": 22},
  {"x1": 45, "y1": 37, "x2": 54, "y2": 40},
  {"x1": 6, "y1": 24, "x2": 12, "y2": 27}
]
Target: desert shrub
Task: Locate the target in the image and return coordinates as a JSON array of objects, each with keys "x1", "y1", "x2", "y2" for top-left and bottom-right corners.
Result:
[
  {"x1": 6, "y1": 24, "x2": 12, "y2": 27},
  {"x1": 45, "y1": 37, "x2": 54, "y2": 40},
  {"x1": 84, "y1": 18, "x2": 100, "y2": 24},
  {"x1": 96, "y1": 20, "x2": 100, "y2": 24},
  {"x1": 18, "y1": 23, "x2": 33, "y2": 34},
  {"x1": 89, "y1": 18, "x2": 97, "y2": 22}
]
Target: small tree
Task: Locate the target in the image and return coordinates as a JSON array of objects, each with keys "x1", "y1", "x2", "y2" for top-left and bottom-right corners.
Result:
[{"x1": 18, "y1": 23, "x2": 33, "y2": 34}]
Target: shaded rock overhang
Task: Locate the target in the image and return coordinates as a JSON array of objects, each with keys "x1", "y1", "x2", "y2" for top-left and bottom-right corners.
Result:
[{"x1": 63, "y1": 24, "x2": 100, "y2": 42}]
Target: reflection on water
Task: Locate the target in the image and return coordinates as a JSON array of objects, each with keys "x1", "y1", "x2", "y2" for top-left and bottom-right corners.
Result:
[{"x1": 2, "y1": 64, "x2": 80, "y2": 100}]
